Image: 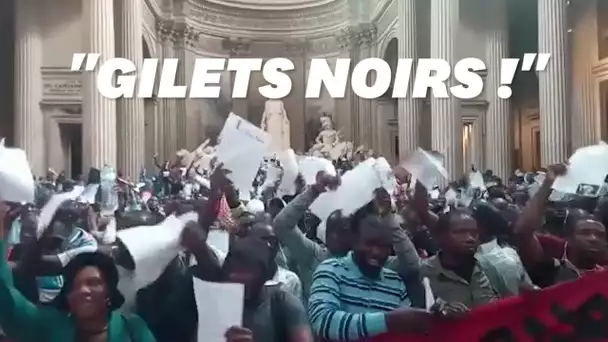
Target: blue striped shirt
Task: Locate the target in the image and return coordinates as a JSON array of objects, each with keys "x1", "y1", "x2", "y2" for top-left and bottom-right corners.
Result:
[{"x1": 308, "y1": 252, "x2": 410, "y2": 341}]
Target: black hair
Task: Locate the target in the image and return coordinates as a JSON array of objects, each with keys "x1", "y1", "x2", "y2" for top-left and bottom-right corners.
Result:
[
  {"x1": 53, "y1": 252, "x2": 124, "y2": 312},
  {"x1": 223, "y1": 236, "x2": 276, "y2": 282},
  {"x1": 563, "y1": 208, "x2": 597, "y2": 237},
  {"x1": 351, "y1": 214, "x2": 393, "y2": 238},
  {"x1": 434, "y1": 208, "x2": 474, "y2": 234},
  {"x1": 326, "y1": 209, "x2": 348, "y2": 233},
  {"x1": 471, "y1": 200, "x2": 510, "y2": 238}
]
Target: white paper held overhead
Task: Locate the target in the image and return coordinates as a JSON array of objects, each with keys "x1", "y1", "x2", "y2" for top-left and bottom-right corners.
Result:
[
  {"x1": 401, "y1": 148, "x2": 448, "y2": 190},
  {"x1": 552, "y1": 143, "x2": 608, "y2": 196},
  {"x1": 0, "y1": 144, "x2": 35, "y2": 204},
  {"x1": 215, "y1": 113, "x2": 271, "y2": 200}
]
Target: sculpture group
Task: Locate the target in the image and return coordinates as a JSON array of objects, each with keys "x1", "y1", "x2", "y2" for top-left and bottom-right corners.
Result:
[{"x1": 173, "y1": 99, "x2": 372, "y2": 175}]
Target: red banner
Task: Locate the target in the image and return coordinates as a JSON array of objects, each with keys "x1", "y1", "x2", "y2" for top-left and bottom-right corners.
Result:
[{"x1": 373, "y1": 271, "x2": 608, "y2": 342}]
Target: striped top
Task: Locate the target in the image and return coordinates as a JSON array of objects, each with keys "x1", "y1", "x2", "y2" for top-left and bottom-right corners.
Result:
[{"x1": 308, "y1": 252, "x2": 410, "y2": 341}]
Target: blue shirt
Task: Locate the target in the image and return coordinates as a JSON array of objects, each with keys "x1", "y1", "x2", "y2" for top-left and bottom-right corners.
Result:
[
  {"x1": 308, "y1": 252, "x2": 410, "y2": 341},
  {"x1": 36, "y1": 228, "x2": 98, "y2": 303}
]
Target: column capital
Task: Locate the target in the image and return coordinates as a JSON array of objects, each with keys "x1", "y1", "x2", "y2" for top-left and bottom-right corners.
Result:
[
  {"x1": 355, "y1": 24, "x2": 377, "y2": 47},
  {"x1": 334, "y1": 27, "x2": 353, "y2": 50},
  {"x1": 156, "y1": 20, "x2": 175, "y2": 42},
  {"x1": 221, "y1": 37, "x2": 252, "y2": 57},
  {"x1": 173, "y1": 23, "x2": 201, "y2": 49}
]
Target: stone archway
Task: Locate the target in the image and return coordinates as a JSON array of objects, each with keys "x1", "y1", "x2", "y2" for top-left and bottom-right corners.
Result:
[{"x1": 377, "y1": 37, "x2": 398, "y2": 162}]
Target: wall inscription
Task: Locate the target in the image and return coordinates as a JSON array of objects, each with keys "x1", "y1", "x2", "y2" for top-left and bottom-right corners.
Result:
[{"x1": 43, "y1": 80, "x2": 81, "y2": 97}]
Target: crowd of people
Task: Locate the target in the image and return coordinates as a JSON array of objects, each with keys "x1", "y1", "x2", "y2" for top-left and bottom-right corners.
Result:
[{"x1": 0, "y1": 146, "x2": 606, "y2": 342}]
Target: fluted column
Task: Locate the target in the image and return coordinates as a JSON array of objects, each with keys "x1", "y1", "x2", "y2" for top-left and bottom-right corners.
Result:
[
  {"x1": 538, "y1": 0, "x2": 569, "y2": 165},
  {"x1": 356, "y1": 25, "x2": 375, "y2": 148},
  {"x1": 82, "y1": 0, "x2": 117, "y2": 170},
  {"x1": 185, "y1": 31, "x2": 201, "y2": 150},
  {"x1": 571, "y1": 1, "x2": 599, "y2": 149},
  {"x1": 116, "y1": 0, "x2": 145, "y2": 180},
  {"x1": 173, "y1": 24, "x2": 191, "y2": 149},
  {"x1": 334, "y1": 29, "x2": 353, "y2": 141},
  {"x1": 430, "y1": 0, "x2": 461, "y2": 180},
  {"x1": 348, "y1": 28, "x2": 362, "y2": 143},
  {"x1": 397, "y1": 0, "x2": 421, "y2": 160},
  {"x1": 484, "y1": 0, "x2": 511, "y2": 179},
  {"x1": 158, "y1": 21, "x2": 178, "y2": 160},
  {"x1": 14, "y1": 0, "x2": 44, "y2": 176},
  {"x1": 471, "y1": 119, "x2": 484, "y2": 170},
  {"x1": 144, "y1": 98, "x2": 158, "y2": 171}
]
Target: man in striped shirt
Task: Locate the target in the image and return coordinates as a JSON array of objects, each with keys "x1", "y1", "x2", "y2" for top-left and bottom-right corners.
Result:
[{"x1": 308, "y1": 215, "x2": 430, "y2": 341}]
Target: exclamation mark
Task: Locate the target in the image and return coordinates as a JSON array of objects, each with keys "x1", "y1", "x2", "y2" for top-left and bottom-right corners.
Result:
[{"x1": 497, "y1": 58, "x2": 519, "y2": 99}]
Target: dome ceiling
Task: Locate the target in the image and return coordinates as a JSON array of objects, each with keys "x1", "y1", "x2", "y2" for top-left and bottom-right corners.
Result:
[
  {"x1": 204, "y1": 0, "x2": 336, "y2": 10},
  {"x1": 191, "y1": 0, "x2": 349, "y2": 39}
]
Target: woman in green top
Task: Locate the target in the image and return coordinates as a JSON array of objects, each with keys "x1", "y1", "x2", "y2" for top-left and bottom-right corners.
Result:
[{"x1": 0, "y1": 204, "x2": 156, "y2": 342}]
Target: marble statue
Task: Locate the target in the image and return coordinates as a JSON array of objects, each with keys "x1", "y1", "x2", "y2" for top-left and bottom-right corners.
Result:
[
  {"x1": 175, "y1": 139, "x2": 216, "y2": 175},
  {"x1": 308, "y1": 114, "x2": 338, "y2": 157},
  {"x1": 261, "y1": 99, "x2": 290, "y2": 151}
]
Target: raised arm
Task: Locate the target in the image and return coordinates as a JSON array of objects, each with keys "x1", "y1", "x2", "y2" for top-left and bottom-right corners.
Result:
[
  {"x1": 272, "y1": 187, "x2": 325, "y2": 267},
  {"x1": 0, "y1": 205, "x2": 46, "y2": 341},
  {"x1": 513, "y1": 164, "x2": 566, "y2": 267}
]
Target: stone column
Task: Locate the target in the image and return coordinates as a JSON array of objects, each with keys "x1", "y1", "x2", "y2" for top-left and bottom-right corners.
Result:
[
  {"x1": 116, "y1": 0, "x2": 145, "y2": 180},
  {"x1": 538, "y1": 0, "x2": 569, "y2": 165},
  {"x1": 571, "y1": 1, "x2": 598, "y2": 149},
  {"x1": 173, "y1": 24, "x2": 192, "y2": 149},
  {"x1": 484, "y1": 0, "x2": 511, "y2": 179},
  {"x1": 431, "y1": 0, "x2": 461, "y2": 180},
  {"x1": 348, "y1": 28, "x2": 362, "y2": 143},
  {"x1": 223, "y1": 38, "x2": 251, "y2": 122},
  {"x1": 397, "y1": 0, "x2": 421, "y2": 160},
  {"x1": 356, "y1": 25, "x2": 376, "y2": 148},
  {"x1": 82, "y1": 0, "x2": 117, "y2": 170},
  {"x1": 471, "y1": 119, "x2": 484, "y2": 171},
  {"x1": 334, "y1": 29, "x2": 353, "y2": 142},
  {"x1": 158, "y1": 21, "x2": 178, "y2": 160},
  {"x1": 14, "y1": 0, "x2": 44, "y2": 176},
  {"x1": 184, "y1": 30, "x2": 201, "y2": 150},
  {"x1": 285, "y1": 40, "x2": 307, "y2": 151},
  {"x1": 144, "y1": 98, "x2": 157, "y2": 171}
]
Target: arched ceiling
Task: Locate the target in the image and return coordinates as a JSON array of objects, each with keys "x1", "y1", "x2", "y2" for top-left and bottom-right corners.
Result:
[
  {"x1": 190, "y1": 0, "x2": 350, "y2": 39},
  {"x1": 204, "y1": 0, "x2": 337, "y2": 10}
]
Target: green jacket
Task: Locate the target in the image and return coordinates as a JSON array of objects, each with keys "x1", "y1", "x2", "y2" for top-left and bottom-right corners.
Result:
[{"x1": 0, "y1": 241, "x2": 156, "y2": 342}]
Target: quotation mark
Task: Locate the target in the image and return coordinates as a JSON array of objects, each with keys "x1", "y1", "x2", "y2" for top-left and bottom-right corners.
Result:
[
  {"x1": 70, "y1": 53, "x2": 101, "y2": 71},
  {"x1": 497, "y1": 53, "x2": 551, "y2": 99}
]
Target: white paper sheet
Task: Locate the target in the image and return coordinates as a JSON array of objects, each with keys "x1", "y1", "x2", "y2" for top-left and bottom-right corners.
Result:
[
  {"x1": 215, "y1": 113, "x2": 271, "y2": 201},
  {"x1": 207, "y1": 230, "x2": 230, "y2": 255},
  {"x1": 193, "y1": 278, "x2": 244, "y2": 342},
  {"x1": 77, "y1": 184, "x2": 100, "y2": 204},
  {"x1": 0, "y1": 145, "x2": 35, "y2": 203},
  {"x1": 468, "y1": 171, "x2": 485, "y2": 190},
  {"x1": 298, "y1": 156, "x2": 336, "y2": 184},
  {"x1": 277, "y1": 149, "x2": 299, "y2": 196},
  {"x1": 423, "y1": 278, "x2": 435, "y2": 311},
  {"x1": 401, "y1": 148, "x2": 449, "y2": 190},
  {"x1": 117, "y1": 212, "x2": 197, "y2": 291},
  {"x1": 37, "y1": 186, "x2": 86, "y2": 238},
  {"x1": 309, "y1": 158, "x2": 381, "y2": 222},
  {"x1": 373, "y1": 157, "x2": 398, "y2": 195},
  {"x1": 552, "y1": 144, "x2": 608, "y2": 196}
]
